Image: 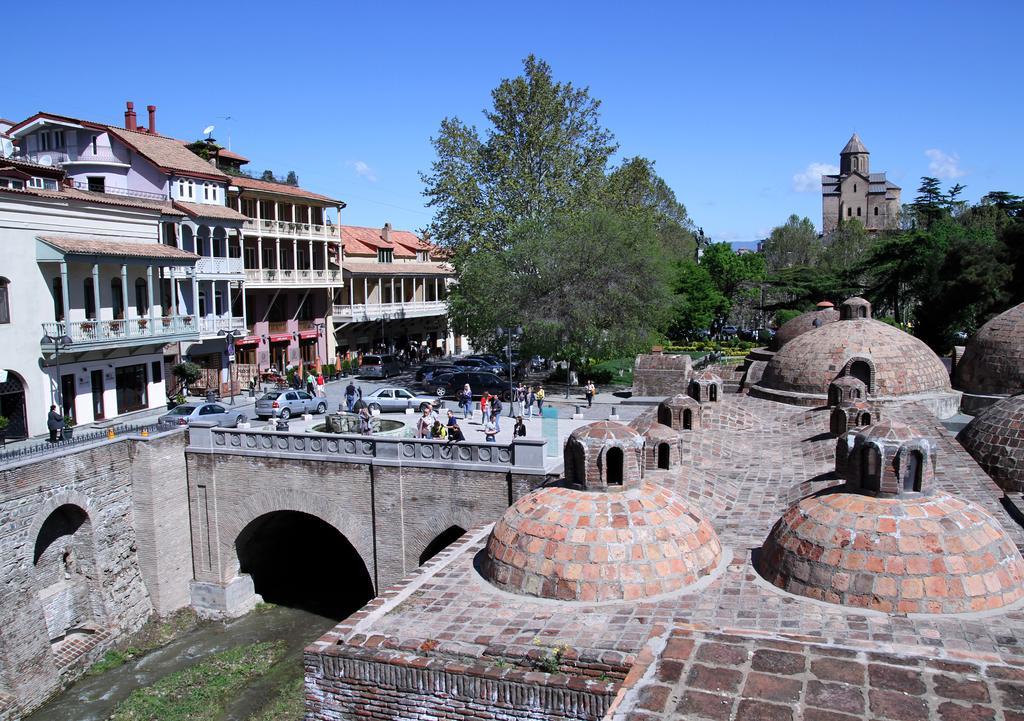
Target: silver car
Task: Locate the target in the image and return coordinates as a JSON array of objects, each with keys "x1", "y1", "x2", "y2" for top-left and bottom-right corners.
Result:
[
  {"x1": 254, "y1": 390, "x2": 328, "y2": 419},
  {"x1": 158, "y1": 402, "x2": 247, "y2": 428},
  {"x1": 363, "y1": 387, "x2": 437, "y2": 413}
]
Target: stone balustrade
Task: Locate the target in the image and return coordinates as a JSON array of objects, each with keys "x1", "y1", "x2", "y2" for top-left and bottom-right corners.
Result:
[{"x1": 186, "y1": 422, "x2": 546, "y2": 473}]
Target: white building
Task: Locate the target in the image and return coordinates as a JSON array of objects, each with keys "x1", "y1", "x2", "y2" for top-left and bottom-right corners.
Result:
[{"x1": 0, "y1": 157, "x2": 200, "y2": 438}]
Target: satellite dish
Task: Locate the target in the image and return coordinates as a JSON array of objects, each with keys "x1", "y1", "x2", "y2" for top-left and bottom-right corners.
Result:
[
  {"x1": 203, "y1": 125, "x2": 215, "y2": 136},
  {"x1": 39, "y1": 155, "x2": 53, "y2": 166},
  {"x1": 0, "y1": 139, "x2": 13, "y2": 158}
]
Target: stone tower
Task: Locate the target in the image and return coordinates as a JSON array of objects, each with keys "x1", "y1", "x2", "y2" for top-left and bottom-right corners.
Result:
[{"x1": 822, "y1": 134, "x2": 901, "y2": 237}]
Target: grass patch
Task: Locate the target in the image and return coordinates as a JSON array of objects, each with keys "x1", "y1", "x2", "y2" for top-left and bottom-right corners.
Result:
[
  {"x1": 249, "y1": 667, "x2": 305, "y2": 721},
  {"x1": 591, "y1": 357, "x2": 634, "y2": 386},
  {"x1": 108, "y1": 640, "x2": 286, "y2": 721},
  {"x1": 86, "y1": 608, "x2": 202, "y2": 677}
]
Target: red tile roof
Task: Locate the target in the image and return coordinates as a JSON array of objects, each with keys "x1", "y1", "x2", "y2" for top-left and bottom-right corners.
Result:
[
  {"x1": 230, "y1": 175, "x2": 342, "y2": 205},
  {"x1": 107, "y1": 127, "x2": 227, "y2": 180},
  {"x1": 342, "y1": 261, "x2": 452, "y2": 277},
  {"x1": 173, "y1": 201, "x2": 247, "y2": 221},
  {"x1": 215, "y1": 148, "x2": 249, "y2": 163},
  {"x1": 38, "y1": 235, "x2": 199, "y2": 260},
  {"x1": 340, "y1": 225, "x2": 417, "y2": 258}
]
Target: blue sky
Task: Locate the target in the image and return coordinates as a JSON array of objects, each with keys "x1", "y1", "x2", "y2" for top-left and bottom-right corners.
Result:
[{"x1": 4, "y1": 1, "x2": 1021, "y2": 244}]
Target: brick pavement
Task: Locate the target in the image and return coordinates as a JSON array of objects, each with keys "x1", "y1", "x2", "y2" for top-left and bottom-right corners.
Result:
[{"x1": 309, "y1": 391, "x2": 1024, "y2": 720}]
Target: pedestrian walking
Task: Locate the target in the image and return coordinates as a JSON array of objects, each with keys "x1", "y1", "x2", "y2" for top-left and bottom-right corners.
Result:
[
  {"x1": 316, "y1": 372, "x2": 325, "y2": 397},
  {"x1": 459, "y1": 384, "x2": 473, "y2": 419},
  {"x1": 585, "y1": 379, "x2": 595, "y2": 408},
  {"x1": 512, "y1": 383, "x2": 525, "y2": 417},
  {"x1": 513, "y1": 415, "x2": 527, "y2": 438},
  {"x1": 416, "y1": 408, "x2": 432, "y2": 439},
  {"x1": 479, "y1": 393, "x2": 490, "y2": 425},
  {"x1": 344, "y1": 381, "x2": 357, "y2": 412},
  {"x1": 525, "y1": 386, "x2": 536, "y2": 418},
  {"x1": 535, "y1": 385, "x2": 545, "y2": 414},
  {"x1": 47, "y1": 405, "x2": 64, "y2": 443},
  {"x1": 305, "y1": 372, "x2": 316, "y2": 396},
  {"x1": 490, "y1": 395, "x2": 503, "y2": 432},
  {"x1": 482, "y1": 416, "x2": 497, "y2": 443}
]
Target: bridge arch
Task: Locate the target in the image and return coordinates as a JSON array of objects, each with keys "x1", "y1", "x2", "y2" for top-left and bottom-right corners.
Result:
[{"x1": 215, "y1": 489, "x2": 376, "y2": 619}]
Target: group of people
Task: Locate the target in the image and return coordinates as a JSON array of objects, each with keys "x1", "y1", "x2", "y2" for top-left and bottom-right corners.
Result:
[
  {"x1": 456, "y1": 383, "x2": 547, "y2": 421},
  {"x1": 414, "y1": 406, "x2": 468, "y2": 443}
]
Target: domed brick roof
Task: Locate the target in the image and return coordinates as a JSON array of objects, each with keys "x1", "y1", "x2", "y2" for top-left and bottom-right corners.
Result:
[
  {"x1": 570, "y1": 420, "x2": 643, "y2": 443},
  {"x1": 757, "y1": 319, "x2": 952, "y2": 397},
  {"x1": 756, "y1": 490, "x2": 1024, "y2": 614},
  {"x1": 956, "y1": 302, "x2": 1024, "y2": 396},
  {"x1": 638, "y1": 421, "x2": 681, "y2": 442},
  {"x1": 860, "y1": 419, "x2": 917, "y2": 443},
  {"x1": 481, "y1": 481, "x2": 722, "y2": 602},
  {"x1": 958, "y1": 394, "x2": 1024, "y2": 493},
  {"x1": 772, "y1": 308, "x2": 840, "y2": 351}
]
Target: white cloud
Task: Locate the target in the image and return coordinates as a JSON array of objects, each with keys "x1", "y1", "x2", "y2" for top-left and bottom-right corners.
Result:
[
  {"x1": 347, "y1": 160, "x2": 377, "y2": 182},
  {"x1": 925, "y1": 148, "x2": 965, "y2": 179},
  {"x1": 792, "y1": 162, "x2": 839, "y2": 192}
]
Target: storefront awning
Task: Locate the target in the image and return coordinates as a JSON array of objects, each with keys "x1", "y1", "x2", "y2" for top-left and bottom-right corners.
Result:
[
  {"x1": 236, "y1": 336, "x2": 260, "y2": 346},
  {"x1": 268, "y1": 333, "x2": 292, "y2": 343},
  {"x1": 298, "y1": 330, "x2": 319, "y2": 340}
]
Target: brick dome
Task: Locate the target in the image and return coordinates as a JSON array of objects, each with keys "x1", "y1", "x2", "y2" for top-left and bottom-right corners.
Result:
[
  {"x1": 480, "y1": 481, "x2": 722, "y2": 602},
  {"x1": 756, "y1": 490, "x2": 1024, "y2": 614},
  {"x1": 754, "y1": 313, "x2": 953, "y2": 408},
  {"x1": 772, "y1": 308, "x2": 840, "y2": 351},
  {"x1": 958, "y1": 394, "x2": 1024, "y2": 493},
  {"x1": 956, "y1": 302, "x2": 1024, "y2": 396},
  {"x1": 564, "y1": 421, "x2": 645, "y2": 491}
]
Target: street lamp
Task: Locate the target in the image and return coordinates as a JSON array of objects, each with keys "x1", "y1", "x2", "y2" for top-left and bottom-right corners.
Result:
[
  {"x1": 497, "y1": 325, "x2": 522, "y2": 416},
  {"x1": 42, "y1": 327, "x2": 73, "y2": 414},
  {"x1": 379, "y1": 312, "x2": 391, "y2": 353},
  {"x1": 218, "y1": 328, "x2": 240, "y2": 405}
]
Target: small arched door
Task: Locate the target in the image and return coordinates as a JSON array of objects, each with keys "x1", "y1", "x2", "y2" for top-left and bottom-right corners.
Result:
[
  {"x1": 709, "y1": 384, "x2": 718, "y2": 402},
  {"x1": 606, "y1": 447, "x2": 624, "y2": 486},
  {"x1": 0, "y1": 371, "x2": 28, "y2": 439},
  {"x1": 903, "y1": 450, "x2": 924, "y2": 492},
  {"x1": 657, "y1": 443, "x2": 670, "y2": 470},
  {"x1": 849, "y1": 360, "x2": 871, "y2": 391},
  {"x1": 683, "y1": 409, "x2": 693, "y2": 430}
]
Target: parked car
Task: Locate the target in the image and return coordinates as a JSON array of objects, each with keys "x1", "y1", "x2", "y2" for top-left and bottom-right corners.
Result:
[
  {"x1": 254, "y1": 390, "x2": 328, "y2": 419},
  {"x1": 425, "y1": 371, "x2": 511, "y2": 400},
  {"x1": 530, "y1": 355, "x2": 546, "y2": 371},
  {"x1": 358, "y1": 354, "x2": 403, "y2": 379},
  {"x1": 158, "y1": 402, "x2": 246, "y2": 428},
  {"x1": 415, "y1": 363, "x2": 458, "y2": 383},
  {"x1": 721, "y1": 325, "x2": 739, "y2": 337},
  {"x1": 363, "y1": 387, "x2": 437, "y2": 413},
  {"x1": 454, "y1": 357, "x2": 505, "y2": 375}
]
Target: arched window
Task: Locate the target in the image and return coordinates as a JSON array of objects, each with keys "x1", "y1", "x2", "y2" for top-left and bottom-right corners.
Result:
[
  {"x1": 214, "y1": 290, "x2": 224, "y2": 315},
  {"x1": 135, "y1": 279, "x2": 148, "y2": 316},
  {"x1": 853, "y1": 157, "x2": 859, "y2": 171},
  {"x1": 861, "y1": 445, "x2": 880, "y2": 492},
  {"x1": 847, "y1": 207, "x2": 852, "y2": 217},
  {"x1": 657, "y1": 406, "x2": 672, "y2": 427},
  {"x1": 904, "y1": 450, "x2": 924, "y2": 492},
  {"x1": 860, "y1": 413, "x2": 871, "y2": 426},
  {"x1": 709, "y1": 384, "x2": 718, "y2": 402},
  {"x1": 181, "y1": 225, "x2": 195, "y2": 254},
  {"x1": 83, "y1": 278, "x2": 95, "y2": 320},
  {"x1": 854, "y1": 183, "x2": 857, "y2": 192},
  {"x1": 874, "y1": 207, "x2": 879, "y2": 216},
  {"x1": 683, "y1": 409, "x2": 693, "y2": 430},
  {"x1": 0, "y1": 277, "x2": 10, "y2": 324},
  {"x1": 657, "y1": 443, "x2": 670, "y2": 470},
  {"x1": 857, "y1": 207, "x2": 862, "y2": 217},
  {"x1": 198, "y1": 290, "x2": 208, "y2": 318},
  {"x1": 849, "y1": 360, "x2": 871, "y2": 390},
  {"x1": 110, "y1": 278, "x2": 124, "y2": 319},
  {"x1": 828, "y1": 385, "x2": 841, "y2": 406},
  {"x1": 52, "y1": 277, "x2": 63, "y2": 321},
  {"x1": 606, "y1": 447, "x2": 624, "y2": 486}
]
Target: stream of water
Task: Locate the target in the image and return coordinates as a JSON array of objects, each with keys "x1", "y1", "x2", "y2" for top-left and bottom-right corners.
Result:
[{"x1": 25, "y1": 606, "x2": 335, "y2": 721}]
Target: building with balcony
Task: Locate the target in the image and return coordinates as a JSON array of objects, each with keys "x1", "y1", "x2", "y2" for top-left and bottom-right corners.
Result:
[
  {"x1": 0, "y1": 156, "x2": 199, "y2": 438},
  {"x1": 7, "y1": 103, "x2": 251, "y2": 392},
  {"x1": 223, "y1": 167, "x2": 345, "y2": 375},
  {"x1": 334, "y1": 223, "x2": 465, "y2": 357}
]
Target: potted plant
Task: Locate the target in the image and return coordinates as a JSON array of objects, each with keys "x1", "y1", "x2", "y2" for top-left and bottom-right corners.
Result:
[
  {"x1": 182, "y1": 315, "x2": 193, "y2": 326},
  {"x1": 62, "y1": 415, "x2": 76, "y2": 440},
  {"x1": 138, "y1": 318, "x2": 148, "y2": 330},
  {"x1": 341, "y1": 359, "x2": 352, "y2": 377},
  {"x1": 81, "y1": 321, "x2": 95, "y2": 334},
  {"x1": 0, "y1": 415, "x2": 8, "y2": 445},
  {"x1": 162, "y1": 315, "x2": 173, "y2": 328},
  {"x1": 172, "y1": 361, "x2": 202, "y2": 396}
]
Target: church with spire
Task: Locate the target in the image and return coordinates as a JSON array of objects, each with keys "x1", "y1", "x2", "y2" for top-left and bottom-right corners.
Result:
[{"x1": 821, "y1": 133, "x2": 901, "y2": 236}]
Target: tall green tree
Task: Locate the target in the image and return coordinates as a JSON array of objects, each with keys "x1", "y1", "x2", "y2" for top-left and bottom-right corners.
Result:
[
  {"x1": 698, "y1": 242, "x2": 765, "y2": 331},
  {"x1": 668, "y1": 261, "x2": 727, "y2": 338},
  {"x1": 912, "y1": 177, "x2": 948, "y2": 229},
  {"x1": 445, "y1": 207, "x2": 672, "y2": 364},
  {"x1": 761, "y1": 215, "x2": 821, "y2": 272},
  {"x1": 421, "y1": 55, "x2": 617, "y2": 253}
]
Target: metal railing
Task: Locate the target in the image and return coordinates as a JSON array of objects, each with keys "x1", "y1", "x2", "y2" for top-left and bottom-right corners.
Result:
[
  {"x1": 241, "y1": 218, "x2": 340, "y2": 239},
  {"x1": 72, "y1": 181, "x2": 167, "y2": 201},
  {"x1": 332, "y1": 300, "x2": 447, "y2": 320},
  {"x1": 197, "y1": 316, "x2": 247, "y2": 335},
  {"x1": 694, "y1": 351, "x2": 725, "y2": 370},
  {"x1": 195, "y1": 256, "x2": 245, "y2": 275},
  {"x1": 245, "y1": 268, "x2": 343, "y2": 285},
  {"x1": 42, "y1": 315, "x2": 199, "y2": 345},
  {"x1": 17, "y1": 149, "x2": 127, "y2": 167},
  {"x1": 0, "y1": 422, "x2": 179, "y2": 467}
]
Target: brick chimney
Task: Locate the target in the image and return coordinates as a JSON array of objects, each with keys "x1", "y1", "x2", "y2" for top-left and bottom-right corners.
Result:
[
  {"x1": 147, "y1": 105, "x2": 157, "y2": 135},
  {"x1": 124, "y1": 101, "x2": 137, "y2": 131},
  {"x1": 382, "y1": 222, "x2": 392, "y2": 244}
]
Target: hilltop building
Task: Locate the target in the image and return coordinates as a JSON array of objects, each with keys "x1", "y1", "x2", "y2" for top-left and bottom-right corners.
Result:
[{"x1": 821, "y1": 133, "x2": 901, "y2": 236}]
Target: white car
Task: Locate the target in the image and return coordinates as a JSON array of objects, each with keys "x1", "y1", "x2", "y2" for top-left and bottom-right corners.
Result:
[{"x1": 363, "y1": 387, "x2": 437, "y2": 413}]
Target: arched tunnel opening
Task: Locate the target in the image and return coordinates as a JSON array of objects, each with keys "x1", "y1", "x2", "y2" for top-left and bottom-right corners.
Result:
[
  {"x1": 419, "y1": 526, "x2": 466, "y2": 566},
  {"x1": 236, "y1": 511, "x2": 374, "y2": 620}
]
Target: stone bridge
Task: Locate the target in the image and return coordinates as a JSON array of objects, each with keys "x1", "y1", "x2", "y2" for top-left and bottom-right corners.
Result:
[{"x1": 185, "y1": 422, "x2": 550, "y2": 617}]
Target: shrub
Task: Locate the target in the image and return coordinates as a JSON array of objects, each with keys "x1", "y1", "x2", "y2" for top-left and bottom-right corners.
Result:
[{"x1": 172, "y1": 361, "x2": 202, "y2": 388}]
